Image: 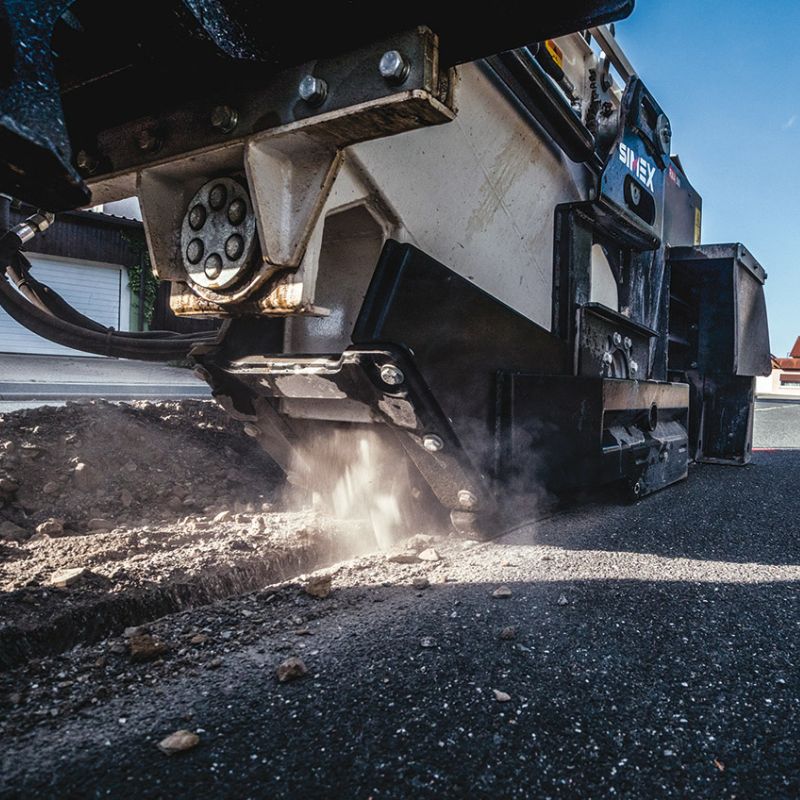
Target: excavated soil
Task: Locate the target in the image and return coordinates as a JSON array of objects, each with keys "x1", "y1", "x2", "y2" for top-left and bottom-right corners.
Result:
[{"x1": 0, "y1": 400, "x2": 375, "y2": 669}]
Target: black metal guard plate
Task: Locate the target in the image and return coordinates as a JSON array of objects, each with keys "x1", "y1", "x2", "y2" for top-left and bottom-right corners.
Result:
[{"x1": 222, "y1": 345, "x2": 496, "y2": 514}]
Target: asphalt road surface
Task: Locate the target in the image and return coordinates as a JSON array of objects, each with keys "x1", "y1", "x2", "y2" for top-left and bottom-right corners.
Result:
[
  {"x1": 1, "y1": 405, "x2": 799, "y2": 798},
  {"x1": 753, "y1": 399, "x2": 800, "y2": 448}
]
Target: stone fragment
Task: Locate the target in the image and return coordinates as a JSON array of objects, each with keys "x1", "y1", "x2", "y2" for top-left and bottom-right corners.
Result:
[
  {"x1": 387, "y1": 552, "x2": 421, "y2": 564},
  {"x1": 157, "y1": 730, "x2": 199, "y2": 755},
  {"x1": 42, "y1": 481, "x2": 59, "y2": 495},
  {"x1": 128, "y1": 634, "x2": 169, "y2": 662},
  {"x1": 120, "y1": 489, "x2": 133, "y2": 508},
  {"x1": 493, "y1": 689, "x2": 511, "y2": 703},
  {"x1": 36, "y1": 518, "x2": 63, "y2": 537},
  {"x1": 49, "y1": 567, "x2": 94, "y2": 588},
  {"x1": 276, "y1": 656, "x2": 308, "y2": 683},
  {"x1": 87, "y1": 518, "x2": 113, "y2": 531},
  {"x1": 412, "y1": 577, "x2": 430, "y2": 590},
  {"x1": 420, "y1": 636, "x2": 436, "y2": 648},
  {"x1": 557, "y1": 594, "x2": 570, "y2": 606},
  {"x1": 189, "y1": 633, "x2": 208, "y2": 646},
  {"x1": 212, "y1": 510, "x2": 231, "y2": 524},
  {"x1": 492, "y1": 585, "x2": 512, "y2": 599},
  {"x1": 0, "y1": 476, "x2": 19, "y2": 494},
  {"x1": 304, "y1": 575, "x2": 332, "y2": 599},
  {"x1": 418, "y1": 548, "x2": 441, "y2": 562},
  {"x1": 499, "y1": 626, "x2": 517, "y2": 640}
]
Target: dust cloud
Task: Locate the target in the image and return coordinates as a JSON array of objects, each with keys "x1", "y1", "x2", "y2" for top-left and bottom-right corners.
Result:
[{"x1": 287, "y1": 427, "x2": 412, "y2": 552}]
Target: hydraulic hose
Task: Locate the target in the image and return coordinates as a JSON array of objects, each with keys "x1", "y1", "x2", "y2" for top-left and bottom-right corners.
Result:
[{"x1": 0, "y1": 211, "x2": 218, "y2": 361}]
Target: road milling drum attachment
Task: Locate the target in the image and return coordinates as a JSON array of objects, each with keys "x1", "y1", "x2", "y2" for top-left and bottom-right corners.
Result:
[{"x1": 0, "y1": 1, "x2": 771, "y2": 536}]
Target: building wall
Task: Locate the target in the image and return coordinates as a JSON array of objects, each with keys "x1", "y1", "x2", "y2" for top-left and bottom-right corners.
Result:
[{"x1": 756, "y1": 368, "x2": 800, "y2": 398}]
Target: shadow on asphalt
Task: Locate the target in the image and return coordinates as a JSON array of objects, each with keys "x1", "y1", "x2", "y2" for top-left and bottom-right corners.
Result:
[{"x1": 6, "y1": 573, "x2": 798, "y2": 799}]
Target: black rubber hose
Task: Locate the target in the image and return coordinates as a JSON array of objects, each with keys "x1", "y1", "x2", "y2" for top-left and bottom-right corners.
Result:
[
  {"x1": 8, "y1": 251, "x2": 212, "y2": 341},
  {"x1": 0, "y1": 267, "x2": 205, "y2": 361}
]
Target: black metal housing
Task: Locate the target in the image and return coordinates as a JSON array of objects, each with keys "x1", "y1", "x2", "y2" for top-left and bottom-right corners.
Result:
[{"x1": 0, "y1": 0, "x2": 634, "y2": 209}]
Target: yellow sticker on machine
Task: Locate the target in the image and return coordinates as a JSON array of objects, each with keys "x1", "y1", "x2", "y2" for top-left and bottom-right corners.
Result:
[
  {"x1": 545, "y1": 40, "x2": 564, "y2": 68},
  {"x1": 693, "y1": 206, "x2": 702, "y2": 245}
]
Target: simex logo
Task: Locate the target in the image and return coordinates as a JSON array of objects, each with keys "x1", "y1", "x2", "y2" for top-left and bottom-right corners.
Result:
[{"x1": 618, "y1": 143, "x2": 656, "y2": 191}]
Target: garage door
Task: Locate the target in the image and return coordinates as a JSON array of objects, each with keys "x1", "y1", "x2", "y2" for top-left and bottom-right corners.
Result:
[{"x1": 0, "y1": 254, "x2": 130, "y2": 356}]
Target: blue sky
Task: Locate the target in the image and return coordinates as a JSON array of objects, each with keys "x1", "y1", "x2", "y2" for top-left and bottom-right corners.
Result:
[{"x1": 616, "y1": 1, "x2": 798, "y2": 356}]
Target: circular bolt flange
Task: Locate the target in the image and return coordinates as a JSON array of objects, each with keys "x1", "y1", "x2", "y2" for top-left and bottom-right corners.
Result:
[
  {"x1": 422, "y1": 434, "x2": 444, "y2": 453},
  {"x1": 210, "y1": 104, "x2": 239, "y2": 134},
  {"x1": 380, "y1": 364, "x2": 404, "y2": 386},
  {"x1": 180, "y1": 176, "x2": 257, "y2": 291},
  {"x1": 457, "y1": 489, "x2": 478, "y2": 510},
  {"x1": 623, "y1": 336, "x2": 632, "y2": 349},
  {"x1": 298, "y1": 75, "x2": 328, "y2": 106},
  {"x1": 379, "y1": 50, "x2": 410, "y2": 84},
  {"x1": 243, "y1": 423, "x2": 261, "y2": 438},
  {"x1": 612, "y1": 331, "x2": 622, "y2": 346}
]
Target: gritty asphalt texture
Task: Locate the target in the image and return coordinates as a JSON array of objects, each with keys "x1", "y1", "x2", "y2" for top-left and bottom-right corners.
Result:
[
  {"x1": 753, "y1": 399, "x2": 800, "y2": 449},
  {"x1": 1, "y1": 406, "x2": 799, "y2": 798}
]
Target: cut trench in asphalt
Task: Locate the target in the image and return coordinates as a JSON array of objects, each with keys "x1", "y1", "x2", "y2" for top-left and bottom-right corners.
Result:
[
  {"x1": 0, "y1": 399, "x2": 391, "y2": 670},
  {"x1": 0, "y1": 515, "x2": 382, "y2": 670}
]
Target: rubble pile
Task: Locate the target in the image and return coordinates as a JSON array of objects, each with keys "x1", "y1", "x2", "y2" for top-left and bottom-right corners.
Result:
[{"x1": 0, "y1": 399, "x2": 281, "y2": 540}]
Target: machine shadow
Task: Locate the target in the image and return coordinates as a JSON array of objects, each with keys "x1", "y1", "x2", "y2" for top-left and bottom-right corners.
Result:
[
  {"x1": 502, "y1": 449, "x2": 800, "y2": 567},
  {"x1": 10, "y1": 573, "x2": 800, "y2": 799}
]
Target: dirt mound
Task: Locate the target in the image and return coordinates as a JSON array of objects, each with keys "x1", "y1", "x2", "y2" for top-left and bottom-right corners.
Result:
[{"x1": 0, "y1": 399, "x2": 281, "y2": 539}]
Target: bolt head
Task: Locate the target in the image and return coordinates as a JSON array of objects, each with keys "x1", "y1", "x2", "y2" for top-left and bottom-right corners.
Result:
[
  {"x1": 136, "y1": 128, "x2": 160, "y2": 153},
  {"x1": 379, "y1": 50, "x2": 410, "y2": 84},
  {"x1": 243, "y1": 423, "x2": 261, "y2": 438},
  {"x1": 211, "y1": 105, "x2": 239, "y2": 134},
  {"x1": 298, "y1": 75, "x2": 328, "y2": 106},
  {"x1": 629, "y1": 359, "x2": 639, "y2": 374},
  {"x1": 623, "y1": 336, "x2": 633, "y2": 350},
  {"x1": 422, "y1": 434, "x2": 444, "y2": 453},
  {"x1": 380, "y1": 364, "x2": 404, "y2": 386},
  {"x1": 457, "y1": 489, "x2": 478, "y2": 509},
  {"x1": 602, "y1": 352, "x2": 614, "y2": 365},
  {"x1": 612, "y1": 332, "x2": 622, "y2": 346},
  {"x1": 76, "y1": 150, "x2": 98, "y2": 175}
]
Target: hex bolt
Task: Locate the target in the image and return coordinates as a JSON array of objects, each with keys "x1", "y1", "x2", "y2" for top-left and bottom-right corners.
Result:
[
  {"x1": 298, "y1": 75, "x2": 328, "y2": 106},
  {"x1": 422, "y1": 434, "x2": 444, "y2": 453},
  {"x1": 243, "y1": 423, "x2": 261, "y2": 438},
  {"x1": 612, "y1": 331, "x2": 622, "y2": 346},
  {"x1": 623, "y1": 336, "x2": 633, "y2": 350},
  {"x1": 135, "y1": 127, "x2": 161, "y2": 153},
  {"x1": 379, "y1": 50, "x2": 410, "y2": 84},
  {"x1": 210, "y1": 104, "x2": 239, "y2": 134},
  {"x1": 457, "y1": 489, "x2": 478, "y2": 509},
  {"x1": 380, "y1": 364, "x2": 404, "y2": 386},
  {"x1": 75, "y1": 150, "x2": 98, "y2": 175}
]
